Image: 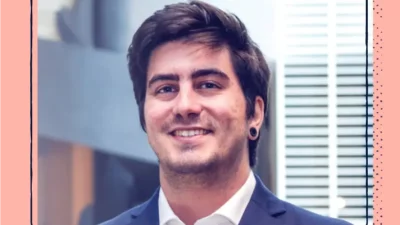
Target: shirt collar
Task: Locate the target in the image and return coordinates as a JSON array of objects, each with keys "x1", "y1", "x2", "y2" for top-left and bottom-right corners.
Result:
[
  {"x1": 158, "y1": 187, "x2": 182, "y2": 225},
  {"x1": 213, "y1": 170, "x2": 256, "y2": 224},
  {"x1": 158, "y1": 171, "x2": 256, "y2": 225}
]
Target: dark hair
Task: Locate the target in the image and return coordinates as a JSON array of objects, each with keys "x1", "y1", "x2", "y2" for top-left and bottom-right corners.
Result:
[{"x1": 127, "y1": 0, "x2": 270, "y2": 167}]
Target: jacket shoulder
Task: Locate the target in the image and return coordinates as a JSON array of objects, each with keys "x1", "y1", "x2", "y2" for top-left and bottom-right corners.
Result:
[
  {"x1": 97, "y1": 202, "x2": 148, "y2": 225},
  {"x1": 283, "y1": 201, "x2": 353, "y2": 225}
]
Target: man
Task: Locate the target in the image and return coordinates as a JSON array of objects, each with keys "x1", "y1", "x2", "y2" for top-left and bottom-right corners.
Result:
[{"x1": 101, "y1": 1, "x2": 352, "y2": 225}]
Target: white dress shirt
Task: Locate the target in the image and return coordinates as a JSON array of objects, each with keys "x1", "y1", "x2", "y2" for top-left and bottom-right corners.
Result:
[{"x1": 158, "y1": 171, "x2": 256, "y2": 225}]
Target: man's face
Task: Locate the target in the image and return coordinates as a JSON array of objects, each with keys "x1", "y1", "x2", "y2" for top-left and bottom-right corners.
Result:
[{"x1": 144, "y1": 41, "x2": 256, "y2": 174}]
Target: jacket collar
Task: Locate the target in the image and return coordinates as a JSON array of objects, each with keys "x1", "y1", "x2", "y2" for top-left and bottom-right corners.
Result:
[
  {"x1": 128, "y1": 174, "x2": 287, "y2": 225},
  {"x1": 128, "y1": 187, "x2": 160, "y2": 225},
  {"x1": 238, "y1": 174, "x2": 287, "y2": 225}
]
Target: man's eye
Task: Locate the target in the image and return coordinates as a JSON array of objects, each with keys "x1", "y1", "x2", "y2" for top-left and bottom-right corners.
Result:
[
  {"x1": 157, "y1": 86, "x2": 176, "y2": 94},
  {"x1": 199, "y1": 82, "x2": 220, "y2": 89}
]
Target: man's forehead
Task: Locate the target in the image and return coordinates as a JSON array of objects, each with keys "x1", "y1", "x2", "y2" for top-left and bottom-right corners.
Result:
[
  {"x1": 147, "y1": 42, "x2": 232, "y2": 80},
  {"x1": 150, "y1": 41, "x2": 229, "y2": 63}
]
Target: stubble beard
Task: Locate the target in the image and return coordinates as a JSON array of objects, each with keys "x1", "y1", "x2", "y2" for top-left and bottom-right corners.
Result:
[
  {"x1": 159, "y1": 136, "x2": 247, "y2": 190},
  {"x1": 156, "y1": 114, "x2": 248, "y2": 189}
]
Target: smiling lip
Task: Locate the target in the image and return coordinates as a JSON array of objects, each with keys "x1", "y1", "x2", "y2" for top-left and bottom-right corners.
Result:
[{"x1": 169, "y1": 127, "x2": 213, "y2": 139}]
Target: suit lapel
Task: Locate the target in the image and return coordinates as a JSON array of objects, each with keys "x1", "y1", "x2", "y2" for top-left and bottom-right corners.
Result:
[
  {"x1": 128, "y1": 187, "x2": 160, "y2": 225},
  {"x1": 126, "y1": 175, "x2": 287, "y2": 225},
  {"x1": 239, "y1": 174, "x2": 287, "y2": 225}
]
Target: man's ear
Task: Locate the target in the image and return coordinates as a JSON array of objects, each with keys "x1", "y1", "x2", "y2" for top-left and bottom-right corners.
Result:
[{"x1": 248, "y1": 96, "x2": 265, "y2": 140}]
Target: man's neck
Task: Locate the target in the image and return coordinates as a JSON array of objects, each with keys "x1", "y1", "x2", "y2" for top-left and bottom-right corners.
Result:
[{"x1": 159, "y1": 164, "x2": 251, "y2": 225}]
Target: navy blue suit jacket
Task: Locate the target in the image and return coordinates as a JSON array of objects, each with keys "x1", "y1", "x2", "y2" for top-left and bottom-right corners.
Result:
[{"x1": 99, "y1": 174, "x2": 353, "y2": 225}]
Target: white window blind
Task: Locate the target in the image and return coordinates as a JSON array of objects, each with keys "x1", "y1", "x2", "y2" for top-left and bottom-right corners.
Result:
[
  {"x1": 38, "y1": 0, "x2": 75, "y2": 41},
  {"x1": 275, "y1": 0, "x2": 373, "y2": 224}
]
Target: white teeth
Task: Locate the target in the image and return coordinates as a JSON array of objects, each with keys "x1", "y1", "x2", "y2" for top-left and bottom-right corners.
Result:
[{"x1": 174, "y1": 129, "x2": 208, "y2": 137}]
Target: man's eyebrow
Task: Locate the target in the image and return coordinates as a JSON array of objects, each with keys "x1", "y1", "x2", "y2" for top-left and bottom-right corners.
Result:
[
  {"x1": 191, "y1": 68, "x2": 229, "y2": 80},
  {"x1": 148, "y1": 74, "x2": 179, "y2": 88},
  {"x1": 147, "y1": 68, "x2": 229, "y2": 88}
]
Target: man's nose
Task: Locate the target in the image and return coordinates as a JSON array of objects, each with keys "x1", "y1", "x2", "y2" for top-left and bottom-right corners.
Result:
[{"x1": 172, "y1": 88, "x2": 202, "y2": 120}]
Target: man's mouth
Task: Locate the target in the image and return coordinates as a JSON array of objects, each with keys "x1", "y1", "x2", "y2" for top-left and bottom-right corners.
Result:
[{"x1": 171, "y1": 129, "x2": 212, "y2": 137}]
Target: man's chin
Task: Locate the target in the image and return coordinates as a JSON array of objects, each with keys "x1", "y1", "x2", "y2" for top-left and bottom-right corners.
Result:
[{"x1": 163, "y1": 158, "x2": 218, "y2": 175}]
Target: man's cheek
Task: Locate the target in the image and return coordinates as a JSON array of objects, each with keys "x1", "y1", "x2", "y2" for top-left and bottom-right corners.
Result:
[{"x1": 144, "y1": 106, "x2": 160, "y2": 122}]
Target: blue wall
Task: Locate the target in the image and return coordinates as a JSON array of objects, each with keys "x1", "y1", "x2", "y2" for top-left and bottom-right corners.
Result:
[{"x1": 38, "y1": 39, "x2": 157, "y2": 163}]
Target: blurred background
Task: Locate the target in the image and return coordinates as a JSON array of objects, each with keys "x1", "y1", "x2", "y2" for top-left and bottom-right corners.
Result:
[{"x1": 38, "y1": 0, "x2": 373, "y2": 224}]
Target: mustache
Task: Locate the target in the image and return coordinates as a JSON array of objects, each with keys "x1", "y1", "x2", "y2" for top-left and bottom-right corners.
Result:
[{"x1": 160, "y1": 115, "x2": 217, "y2": 133}]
